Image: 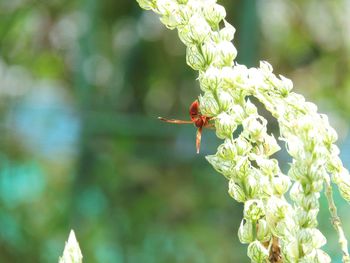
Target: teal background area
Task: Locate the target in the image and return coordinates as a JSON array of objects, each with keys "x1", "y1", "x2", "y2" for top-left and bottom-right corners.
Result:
[{"x1": 0, "y1": 0, "x2": 350, "y2": 262}]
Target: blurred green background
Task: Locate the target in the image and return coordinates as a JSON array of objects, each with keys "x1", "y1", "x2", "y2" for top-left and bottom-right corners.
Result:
[{"x1": 0, "y1": 0, "x2": 350, "y2": 262}]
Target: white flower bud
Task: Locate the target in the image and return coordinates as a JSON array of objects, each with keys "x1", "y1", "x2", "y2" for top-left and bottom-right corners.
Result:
[
  {"x1": 273, "y1": 173, "x2": 291, "y2": 195},
  {"x1": 259, "y1": 61, "x2": 273, "y2": 74},
  {"x1": 156, "y1": 0, "x2": 178, "y2": 14},
  {"x1": 219, "y1": 20, "x2": 236, "y2": 41},
  {"x1": 255, "y1": 157, "x2": 279, "y2": 176},
  {"x1": 244, "y1": 199, "x2": 265, "y2": 221},
  {"x1": 214, "y1": 41, "x2": 237, "y2": 67},
  {"x1": 59, "y1": 230, "x2": 82, "y2": 263},
  {"x1": 215, "y1": 112, "x2": 237, "y2": 139},
  {"x1": 229, "y1": 104, "x2": 245, "y2": 123},
  {"x1": 199, "y1": 66, "x2": 222, "y2": 91},
  {"x1": 247, "y1": 241, "x2": 269, "y2": 263},
  {"x1": 136, "y1": 0, "x2": 156, "y2": 10},
  {"x1": 278, "y1": 75, "x2": 293, "y2": 96},
  {"x1": 181, "y1": 15, "x2": 211, "y2": 44},
  {"x1": 238, "y1": 219, "x2": 254, "y2": 244},
  {"x1": 242, "y1": 116, "x2": 267, "y2": 141},
  {"x1": 199, "y1": 91, "x2": 220, "y2": 116},
  {"x1": 217, "y1": 139, "x2": 236, "y2": 159},
  {"x1": 186, "y1": 45, "x2": 206, "y2": 70},
  {"x1": 217, "y1": 90, "x2": 233, "y2": 111},
  {"x1": 206, "y1": 155, "x2": 233, "y2": 178},
  {"x1": 203, "y1": 3, "x2": 226, "y2": 27},
  {"x1": 201, "y1": 41, "x2": 217, "y2": 66},
  {"x1": 235, "y1": 136, "x2": 251, "y2": 156},
  {"x1": 256, "y1": 219, "x2": 271, "y2": 242},
  {"x1": 298, "y1": 228, "x2": 326, "y2": 255},
  {"x1": 244, "y1": 99, "x2": 258, "y2": 115},
  {"x1": 228, "y1": 180, "x2": 246, "y2": 202},
  {"x1": 337, "y1": 176, "x2": 350, "y2": 202},
  {"x1": 232, "y1": 156, "x2": 250, "y2": 180}
]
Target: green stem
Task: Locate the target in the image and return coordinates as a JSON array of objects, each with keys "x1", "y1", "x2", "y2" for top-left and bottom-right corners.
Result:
[{"x1": 324, "y1": 176, "x2": 350, "y2": 263}]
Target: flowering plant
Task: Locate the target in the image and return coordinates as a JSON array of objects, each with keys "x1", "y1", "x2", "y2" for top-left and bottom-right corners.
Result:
[{"x1": 136, "y1": 0, "x2": 350, "y2": 262}]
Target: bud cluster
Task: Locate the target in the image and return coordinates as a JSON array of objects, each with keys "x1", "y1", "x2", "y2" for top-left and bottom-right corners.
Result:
[{"x1": 136, "y1": 0, "x2": 350, "y2": 262}]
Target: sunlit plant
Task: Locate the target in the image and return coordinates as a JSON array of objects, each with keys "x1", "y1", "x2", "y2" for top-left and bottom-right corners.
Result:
[{"x1": 135, "y1": 0, "x2": 350, "y2": 262}]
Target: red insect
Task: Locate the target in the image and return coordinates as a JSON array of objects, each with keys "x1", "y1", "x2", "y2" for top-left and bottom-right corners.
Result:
[{"x1": 158, "y1": 100, "x2": 212, "y2": 154}]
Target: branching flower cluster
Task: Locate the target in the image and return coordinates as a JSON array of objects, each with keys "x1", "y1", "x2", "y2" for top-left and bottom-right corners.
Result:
[{"x1": 136, "y1": 0, "x2": 350, "y2": 262}]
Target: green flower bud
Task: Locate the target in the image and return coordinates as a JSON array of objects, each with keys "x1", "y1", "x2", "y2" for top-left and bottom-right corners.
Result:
[
  {"x1": 228, "y1": 180, "x2": 246, "y2": 202},
  {"x1": 186, "y1": 45, "x2": 206, "y2": 70},
  {"x1": 243, "y1": 199, "x2": 265, "y2": 221},
  {"x1": 273, "y1": 173, "x2": 291, "y2": 196},
  {"x1": 256, "y1": 219, "x2": 271, "y2": 243},
  {"x1": 201, "y1": 41, "x2": 217, "y2": 66},
  {"x1": 255, "y1": 157, "x2": 279, "y2": 176},
  {"x1": 238, "y1": 219, "x2": 254, "y2": 244},
  {"x1": 203, "y1": 3, "x2": 226, "y2": 28},
  {"x1": 136, "y1": 0, "x2": 156, "y2": 10},
  {"x1": 156, "y1": 0, "x2": 178, "y2": 14},
  {"x1": 247, "y1": 241, "x2": 269, "y2": 263},
  {"x1": 206, "y1": 155, "x2": 233, "y2": 179},
  {"x1": 295, "y1": 208, "x2": 318, "y2": 228},
  {"x1": 199, "y1": 66, "x2": 222, "y2": 91},
  {"x1": 229, "y1": 104, "x2": 245, "y2": 123},
  {"x1": 214, "y1": 41, "x2": 237, "y2": 67},
  {"x1": 242, "y1": 116, "x2": 267, "y2": 142},
  {"x1": 199, "y1": 91, "x2": 220, "y2": 116},
  {"x1": 235, "y1": 136, "x2": 251, "y2": 156},
  {"x1": 215, "y1": 112, "x2": 237, "y2": 139},
  {"x1": 217, "y1": 139, "x2": 236, "y2": 160},
  {"x1": 217, "y1": 90, "x2": 233, "y2": 111},
  {"x1": 278, "y1": 75, "x2": 293, "y2": 96},
  {"x1": 176, "y1": 0, "x2": 188, "y2": 4},
  {"x1": 219, "y1": 20, "x2": 236, "y2": 41},
  {"x1": 179, "y1": 13, "x2": 211, "y2": 46},
  {"x1": 244, "y1": 99, "x2": 258, "y2": 115}
]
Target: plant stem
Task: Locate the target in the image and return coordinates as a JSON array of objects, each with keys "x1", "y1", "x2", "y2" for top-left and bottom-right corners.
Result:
[{"x1": 324, "y1": 176, "x2": 350, "y2": 263}]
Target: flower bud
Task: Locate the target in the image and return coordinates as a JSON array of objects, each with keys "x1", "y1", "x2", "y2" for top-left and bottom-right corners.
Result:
[
  {"x1": 206, "y1": 155, "x2": 233, "y2": 179},
  {"x1": 217, "y1": 139, "x2": 236, "y2": 160},
  {"x1": 256, "y1": 219, "x2": 271, "y2": 242},
  {"x1": 235, "y1": 136, "x2": 251, "y2": 156},
  {"x1": 219, "y1": 20, "x2": 236, "y2": 41},
  {"x1": 203, "y1": 3, "x2": 226, "y2": 28},
  {"x1": 186, "y1": 45, "x2": 206, "y2": 70},
  {"x1": 244, "y1": 99, "x2": 258, "y2": 115},
  {"x1": 156, "y1": 0, "x2": 178, "y2": 14},
  {"x1": 228, "y1": 180, "x2": 246, "y2": 202},
  {"x1": 214, "y1": 41, "x2": 237, "y2": 67},
  {"x1": 247, "y1": 241, "x2": 269, "y2": 263},
  {"x1": 217, "y1": 90, "x2": 233, "y2": 111},
  {"x1": 238, "y1": 219, "x2": 254, "y2": 244},
  {"x1": 256, "y1": 157, "x2": 279, "y2": 176},
  {"x1": 59, "y1": 230, "x2": 82, "y2": 263},
  {"x1": 199, "y1": 66, "x2": 222, "y2": 91},
  {"x1": 244, "y1": 199, "x2": 265, "y2": 221},
  {"x1": 278, "y1": 75, "x2": 293, "y2": 96},
  {"x1": 199, "y1": 92, "x2": 220, "y2": 116},
  {"x1": 201, "y1": 41, "x2": 217, "y2": 66},
  {"x1": 273, "y1": 173, "x2": 291, "y2": 195},
  {"x1": 176, "y1": 0, "x2": 188, "y2": 4},
  {"x1": 182, "y1": 15, "x2": 211, "y2": 44},
  {"x1": 215, "y1": 112, "x2": 237, "y2": 139},
  {"x1": 136, "y1": 0, "x2": 156, "y2": 10},
  {"x1": 243, "y1": 116, "x2": 267, "y2": 141}
]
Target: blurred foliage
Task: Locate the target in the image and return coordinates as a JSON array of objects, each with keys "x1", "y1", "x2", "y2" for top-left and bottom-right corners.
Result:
[{"x1": 0, "y1": 0, "x2": 349, "y2": 262}]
